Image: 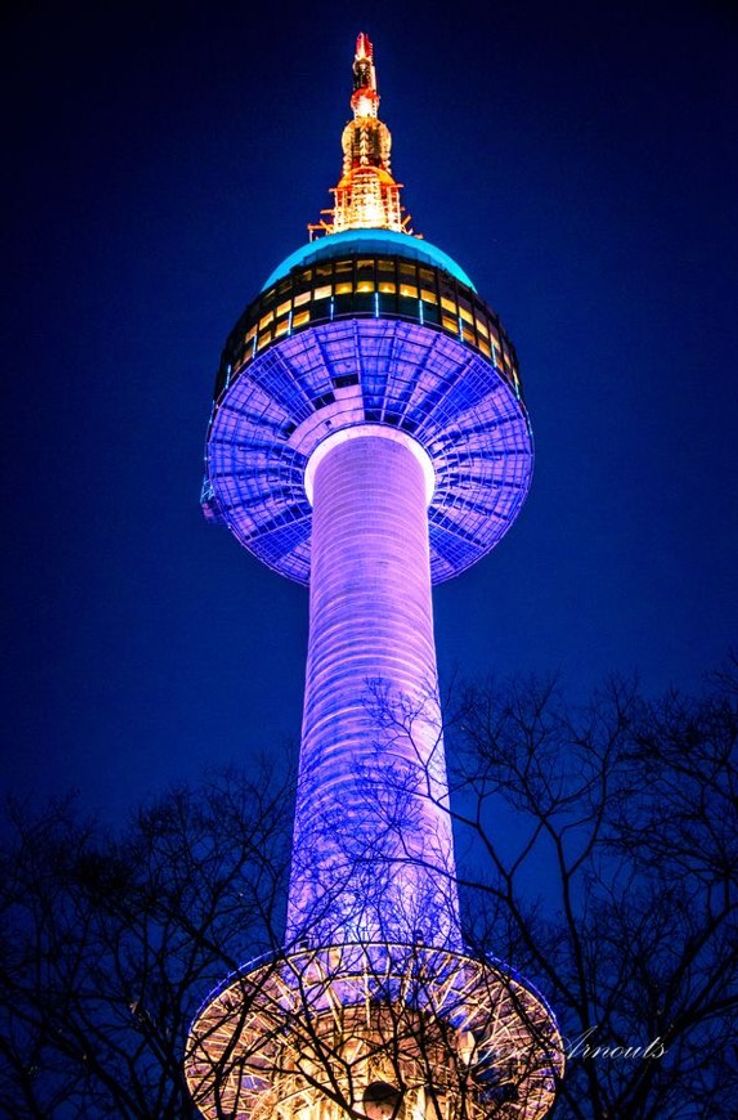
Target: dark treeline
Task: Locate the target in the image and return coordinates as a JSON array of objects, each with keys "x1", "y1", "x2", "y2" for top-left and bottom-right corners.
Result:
[{"x1": 1, "y1": 666, "x2": 736, "y2": 1119}]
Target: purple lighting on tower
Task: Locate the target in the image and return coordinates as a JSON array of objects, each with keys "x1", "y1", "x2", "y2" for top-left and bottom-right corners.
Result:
[
  {"x1": 186, "y1": 33, "x2": 564, "y2": 1120},
  {"x1": 288, "y1": 426, "x2": 461, "y2": 950}
]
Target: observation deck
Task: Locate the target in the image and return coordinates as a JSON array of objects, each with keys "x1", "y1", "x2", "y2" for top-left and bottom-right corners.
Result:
[{"x1": 202, "y1": 236, "x2": 533, "y2": 584}]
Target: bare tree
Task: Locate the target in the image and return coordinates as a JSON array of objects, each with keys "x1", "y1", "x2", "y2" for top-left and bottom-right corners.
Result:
[
  {"x1": 0, "y1": 766, "x2": 291, "y2": 1119},
  {"x1": 365, "y1": 666, "x2": 738, "y2": 1119},
  {"x1": 1, "y1": 669, "x2": 735, "y2": 1119}
]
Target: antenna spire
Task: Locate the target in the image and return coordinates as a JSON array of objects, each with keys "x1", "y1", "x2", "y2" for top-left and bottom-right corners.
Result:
[{"x1": 309, "y1": 34, "x2": 413, "y2": 238}]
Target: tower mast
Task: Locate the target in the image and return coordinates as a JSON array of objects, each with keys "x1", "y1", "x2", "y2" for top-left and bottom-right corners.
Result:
[
  {"x1": 310, "y1": 32, "x2": 411, "y2": 237},
  {"x1": 188, "y1": 34, "x2": 563, "y2": 1120}
]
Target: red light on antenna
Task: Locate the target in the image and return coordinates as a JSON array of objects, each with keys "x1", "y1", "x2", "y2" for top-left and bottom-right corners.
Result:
[{"x1": 356, "y1": 32, "x2": 373, "y2": 61}]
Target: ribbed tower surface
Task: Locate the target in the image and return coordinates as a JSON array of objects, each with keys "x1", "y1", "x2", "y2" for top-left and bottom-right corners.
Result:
[{"x1": 187, "y1": 32, "x2": 563, "y2": 1120}]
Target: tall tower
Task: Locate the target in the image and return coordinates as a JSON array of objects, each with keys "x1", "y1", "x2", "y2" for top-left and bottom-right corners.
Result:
[{"x1": 186, "y1": 34, "x2": 563, "y2": 1120}]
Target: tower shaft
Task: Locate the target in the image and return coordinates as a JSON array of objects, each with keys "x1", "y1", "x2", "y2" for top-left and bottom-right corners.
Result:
[{"x1": 287, "y1": 429, "x2": 460, "y2": 949}]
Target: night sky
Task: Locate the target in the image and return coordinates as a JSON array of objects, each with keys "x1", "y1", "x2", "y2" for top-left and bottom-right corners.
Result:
[{"x1": 3, "y1": 1, "x2": 736, "y2": 820}]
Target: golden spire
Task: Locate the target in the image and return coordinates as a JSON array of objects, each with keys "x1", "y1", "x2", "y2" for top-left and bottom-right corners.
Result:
[{"x1": 309, "y1": 33, "x2": 413, "y2": 238}]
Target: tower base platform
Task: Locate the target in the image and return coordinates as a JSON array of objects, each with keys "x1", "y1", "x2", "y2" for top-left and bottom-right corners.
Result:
[{"x1": 185, "y1": 941, "x2": 563, "y2": 1120}]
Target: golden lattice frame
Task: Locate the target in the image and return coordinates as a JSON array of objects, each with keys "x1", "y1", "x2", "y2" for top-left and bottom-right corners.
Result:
[{"x1": 185, "y1": 942, "x2": 564, "y2": 1120}]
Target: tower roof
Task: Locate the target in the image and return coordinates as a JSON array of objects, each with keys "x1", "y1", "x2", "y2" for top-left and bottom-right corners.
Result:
[{"x1": 262, "y1": 229, "x2": 476, "y2": 291}]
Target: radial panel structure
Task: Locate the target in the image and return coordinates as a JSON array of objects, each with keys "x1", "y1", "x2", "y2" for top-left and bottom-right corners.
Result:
[
  {"x1": 188, "y1": 944, "x2": 561, "y2": 1120},
  {"x1": 187, "y1": 31, "x2": 563, "y2": 1120},
  {"x1": 203, "y1": 254, "x2": 532, "y2": 585}
]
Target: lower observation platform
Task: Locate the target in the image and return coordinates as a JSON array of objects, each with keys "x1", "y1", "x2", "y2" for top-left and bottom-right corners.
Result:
[
  {"x1": 185, "y1": 941, "x2": 563, "y2": 1120},
  {"x1": 203, "y1": 318, "x2": 533, "y2": 584}
]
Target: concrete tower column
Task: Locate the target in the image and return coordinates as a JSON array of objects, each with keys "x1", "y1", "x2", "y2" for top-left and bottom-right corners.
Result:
[
  {"x1": 286, "y1": 428, "x2": 461, "y2": 949},
  {"x1": 186, "y1": 36, "x2": 563, "y2": 1120}
]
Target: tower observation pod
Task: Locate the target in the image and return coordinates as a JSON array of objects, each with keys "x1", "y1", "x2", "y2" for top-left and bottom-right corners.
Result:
[{"x1": 186, "y1": 33, "x2": 564, "y2": 1120}]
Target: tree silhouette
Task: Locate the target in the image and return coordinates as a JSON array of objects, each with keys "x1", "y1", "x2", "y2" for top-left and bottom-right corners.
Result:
[
  {"x1": 1, "y1": 669, "x2": 736, "y2": 1118},
  {"x1": 366, "y1": 665, "x2": 738, "y2": 1119},
  {"x1": 0, "y1": 768, "x2": 291, "y2": 1119}
]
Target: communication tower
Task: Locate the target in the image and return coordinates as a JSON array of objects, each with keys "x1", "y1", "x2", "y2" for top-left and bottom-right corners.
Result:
[{"x1": 186, "y1": 34, "x2": 563, "y2": 1120}]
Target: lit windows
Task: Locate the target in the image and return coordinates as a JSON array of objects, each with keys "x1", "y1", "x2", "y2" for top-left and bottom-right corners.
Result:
[{"x1": 219, "y1": 255, "x2": 521, "y2": 397}]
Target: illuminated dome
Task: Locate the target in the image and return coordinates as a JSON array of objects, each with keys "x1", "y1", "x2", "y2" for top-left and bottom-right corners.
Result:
[{"x1": 262, "y1": 228, "x2": 477, "y2": 290}]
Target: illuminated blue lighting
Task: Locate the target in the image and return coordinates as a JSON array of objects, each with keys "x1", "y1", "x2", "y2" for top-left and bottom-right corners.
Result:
[
  {"x1": 418, "y1": 298, "x2": 424, "y2": 325},
  {"x1": 374, "y1": 291, "x2": 379, "y2": 318},
  {"x1": 262, "y1": 229, "x2": 477, "y2": 291}
]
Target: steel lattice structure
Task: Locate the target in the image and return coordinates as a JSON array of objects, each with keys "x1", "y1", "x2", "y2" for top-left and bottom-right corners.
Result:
[{"x1": 187, "y1": 32, "x2": 563, "y2": 1120}]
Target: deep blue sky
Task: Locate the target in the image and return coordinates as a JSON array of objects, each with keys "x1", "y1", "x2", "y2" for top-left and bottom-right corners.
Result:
[{"x1": 2, "y1": 0, "x2": 736, "y2": 819}]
